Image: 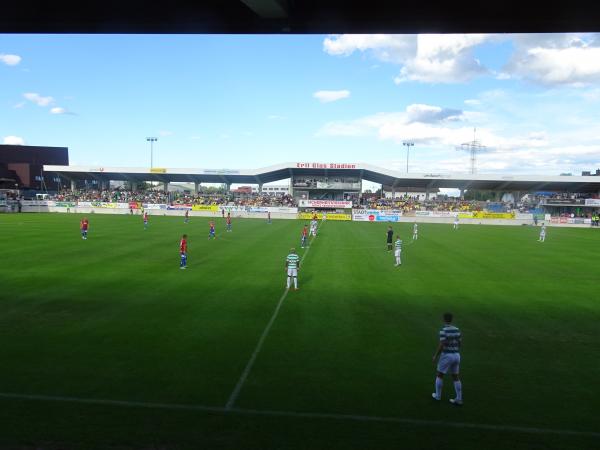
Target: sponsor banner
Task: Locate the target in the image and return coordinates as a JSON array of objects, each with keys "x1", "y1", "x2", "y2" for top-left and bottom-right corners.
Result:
[
  {"x1": 192, "y1": 204, "x2": 219, "y2": 212},
  {"x1": 54, "y1": 201, "x2": 75, "y2": 207},
  {"x1": 129, "y1": 202, "x2": 141, "y2": 209},
  {"x1": 219, "y1": 205, "x2": 246, "y2": 213},
  {"x1": 415, "y1": 210, "x2": 458, "y2": 218},
  {"x1": 585, "y1": 198, "x2": 600, "y2": 206},
  {"x1": 77, "y1": 201, "x2": 93, "y2": 207},
  {"x1": 459, "y1": 211, "x2": 515, "y2": 219},
  {"x1": 550, "y1": 216, "x2": 560, "y2": 223},
  {"x1": 98, "y1": 202, "x2": 118, "y2": 208},
  {"x1": 298, "y1": 212, "x2": 351, "y2": 221},
  {"x1": 266, "y1": 207, "x2": 298, "y2": 214},
  {"x1": 298, "y1": 199, "x2": 353, "y2": 209},
  {"x1": 203, "y1": 169, "x2": 240, "y2": 175},
  {"x1": 473, "y1": 211, "x2": 515, "y2": 219},
  {"x1": 150, "y1": 168, "x2": 167, "y2": 173},
  {"x1": 247, "y1": 207, "x2": 269, "y2": 213},
  {"x1": 352, "y1": 209, "x2": 402, "y2": 222},
  {"x1": 143, "y1": 203, "x2": 168, "y2": 210},
  {"x1": 167, "y1": 204, "x2": 193, "y2": 210},
  {"x1": 116, "y1": 203, "x2": 129, "y2": 209},
  {"x1": 22, "y1": 200, "x2": 51, "y2": 206}
]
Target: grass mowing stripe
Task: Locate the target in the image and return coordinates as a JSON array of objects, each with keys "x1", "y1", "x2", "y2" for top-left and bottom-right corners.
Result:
[
  {"x1": 1, "y1": 392, "x2": 598, "y2": 439},
  {"x1": 225, "y1": 222, "x2": 323, "y2": 409}
]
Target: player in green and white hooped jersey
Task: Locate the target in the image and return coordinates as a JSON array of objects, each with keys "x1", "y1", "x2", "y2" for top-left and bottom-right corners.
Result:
[
  {"x1": 413, "y1": 222, "x2": 418, "y2": 240},
  {"x1": 432, "y1": 312, "x2": 463, "y2": 405},
  {"x1": 286, "y1": 248, "x2": 300, "y2": 290},
  {"x1": 394, "y1": 237, "x2": 402, "y2": 266},
  {"x1": 538, "y1": 223, "x2": 546, "y2": 242}
]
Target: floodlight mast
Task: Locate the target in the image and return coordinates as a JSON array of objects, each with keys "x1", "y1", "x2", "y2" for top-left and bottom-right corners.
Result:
[
  {"x1": 402, "y1": 141, "x2": 414, "y2": 173},
  {"x1": 146, "y1": 137, "x2": 158, "y2": 169}
]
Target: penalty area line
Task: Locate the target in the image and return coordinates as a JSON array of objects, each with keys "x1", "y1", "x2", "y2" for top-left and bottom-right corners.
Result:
[
  {"x1": 0, "y1": 392, "x2": 598, "y2": 439},
  {"x1": 224, "y1": 224, "x2": 322, "y2": 410}
]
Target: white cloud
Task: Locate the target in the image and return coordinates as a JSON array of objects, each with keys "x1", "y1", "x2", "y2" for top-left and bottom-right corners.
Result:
[
  {"x1": 313, "y1": 90, "x2": 350, "y2": 103},
  {"x1": 405, "y1": 104, "x2": 463, "y2": 123},
  {"x1": 13, "y1": 102, "x2": 26, "y2": 109},
  {"x1": 0, "y1": 53, "x2": 21, "y2": 66},
  {"x1": 24, "y1": 92, "x2": 54, "y2": 107},
  {"x1": 159, "y1": 130, "x2": 173, "y2": 137},
  {"x1": 324, "y1": 34, "x2": 492, "y2": 83},
  {"x1": 3, "y1": 136, "x2": 25, "y2": 145},
  {"x1": 464, "y1": 99, "x2": 481, "y2": 106},
  {"x1": 505, "y1": 33, "x2": 600, "y2": 86},
  {"x1": 317, "y1": 103, "x2": 468, "y2": 143},
  {"x1": 50, "y1": 107, "x2": 67, "y2": 114}
]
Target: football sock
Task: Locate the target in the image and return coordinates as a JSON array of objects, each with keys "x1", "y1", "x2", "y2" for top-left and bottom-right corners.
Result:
[
  {"x1": 293, "y1": 277, "x2": 297, "y2": 289},
  {"x1": 453, "y1": 381, "x2": 462, "y2": 401},
  {"x1": 287, "y1": 277, "x2": 291, "y2": 289},
  {"x1": 435, "y1": 378, "x2": 443, "y2": 398}
]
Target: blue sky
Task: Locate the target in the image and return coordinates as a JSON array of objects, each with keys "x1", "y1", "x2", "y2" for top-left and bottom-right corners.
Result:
[{"x1": 2, "y1": 33, "x2": 600, "y2": 178}]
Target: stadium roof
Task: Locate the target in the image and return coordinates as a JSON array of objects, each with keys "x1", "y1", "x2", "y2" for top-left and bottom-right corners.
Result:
[{"x1": 43, "y1": 162, "x2": 600, "y2": 193}]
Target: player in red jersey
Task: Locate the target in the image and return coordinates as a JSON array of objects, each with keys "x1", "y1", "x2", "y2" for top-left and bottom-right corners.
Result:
[
  {"x1": 180, "y1": 234, "x2": 188, "y2": 269},
  {"x1": 143, "y1": 211, "x2": 149, "y2": 230},
  {"x1": 80, "y1": 217, "x2": 89, "y2": 240},
  {"x1": 226, "y1": 213, "x2": 232, "y2": 232},
  {"x1": 301, "y1": 224, "x2": 308, "y2": 248},
  {"x1": 209, "y1": 221, "x2": 216, "y2": 239},
  {"x1": 184, "y1": 209, "x2": 189, "y2": 224}
]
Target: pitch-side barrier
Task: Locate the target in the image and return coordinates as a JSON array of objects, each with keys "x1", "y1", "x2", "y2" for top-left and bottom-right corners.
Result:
[{"x1": 17, "y1": 201, "x2": 595, "y2": 227}]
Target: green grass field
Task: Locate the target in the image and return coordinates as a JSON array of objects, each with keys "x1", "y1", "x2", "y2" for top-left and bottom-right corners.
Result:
[{"x1": 0, "y1": 212, "x2": 599, "y2": 449}]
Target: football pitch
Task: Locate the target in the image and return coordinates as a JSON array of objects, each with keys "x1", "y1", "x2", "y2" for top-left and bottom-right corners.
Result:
[{"x1": 0, "y1": 213, "x2": 599, "y2": 449}]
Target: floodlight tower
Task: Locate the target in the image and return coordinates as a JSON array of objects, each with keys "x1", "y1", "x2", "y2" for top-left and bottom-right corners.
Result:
[
  {"x1": 456, "y1": 128, "x2": 487, "y2": 174},
  {"x1": 146, "y1": 137, "x2": 158, "y2": 169},
  {"x1": 402, "y1": 141, "x2": 414, "y2": 173}
]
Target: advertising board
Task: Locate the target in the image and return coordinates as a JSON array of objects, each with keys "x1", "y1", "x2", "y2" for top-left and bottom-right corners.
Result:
[
  {"x1": 298, "y1": 212, "x2": 351, "y2": 221},
  {"x1": 352, "y1": 209, "x2": 402, "y2": 222},
  {"x1": 192, "y1": 205, "x2": 219, "y2": 212},
  {"x1": 298, "y1": 199, "x2": 353, "y2": 209}
]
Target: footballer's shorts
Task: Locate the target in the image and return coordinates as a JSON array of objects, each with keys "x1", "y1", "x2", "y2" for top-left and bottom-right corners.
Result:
[
  {"x1": 394, "y1": 249, "x2": 401, "y2": 258},
  {"x1": 437, "y1": 352, "x2": 460, "y2": 375},
  {"x1": 287, "y1": 268, "x2": 298, "y2": 277}
]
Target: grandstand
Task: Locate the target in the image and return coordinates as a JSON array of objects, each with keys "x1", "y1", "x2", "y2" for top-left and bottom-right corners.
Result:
[{"x1": 38, "y1": 162, "x2": 600, "y2": 220}]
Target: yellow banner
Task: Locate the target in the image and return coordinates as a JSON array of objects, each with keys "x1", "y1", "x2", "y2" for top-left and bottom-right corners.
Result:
[
  {"x1": 192, "y1": 204, "x2": 219, "y2": 212},
  {"x1": 298, "y1": 212, "x2": 351, "y2": 221},
  {"x1": 150, "y1": 168, "x2": 167, "y2": 173},
  {"x1": 459, "y1": 211, "x2": 515, "y2": 219}
]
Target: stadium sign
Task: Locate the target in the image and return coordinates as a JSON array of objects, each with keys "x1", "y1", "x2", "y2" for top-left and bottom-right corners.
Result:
[
  {"x1": 298, "y1": 199, "x2": 353, "y2": 209},
  {"x1": 295, "y1": 162, "x2": 357, "y2": 169},
  {"x1": 585, "y1": 199, "x2": 600, "y2": 206},
  {"x1": 150, "y1": 168, "x2": 167, "y2": 173}
]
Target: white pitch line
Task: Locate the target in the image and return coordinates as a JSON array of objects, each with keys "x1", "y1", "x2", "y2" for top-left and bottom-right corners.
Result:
[
  {"x1": 0, "y1": 392, "x2": 598, "y2": 439},
  {"x1": 225, "y1": 224, "x2": 322, "y2": 410}
]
